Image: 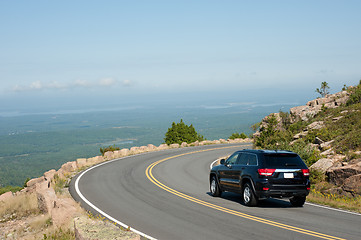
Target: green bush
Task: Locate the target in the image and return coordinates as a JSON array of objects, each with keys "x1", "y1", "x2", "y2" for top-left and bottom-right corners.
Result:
[
  {"x1": 229, "y1": 132, "x2": 247, "y2": 139},
  {"x1": 309, "y1": 169, "x2": 326, "y2": 184},
  {"x1": 346, "y1": 80, "x2": 361, "y2": 106},
  {"x1": 164, "y1": 119, "x2": 204, "y2": 145},
  {"x1": 100, "y1": 145, "x2": 120, "y2": 156},
  {"x1": 0, "y1": 185, "x2": 22, "y2": 195}
]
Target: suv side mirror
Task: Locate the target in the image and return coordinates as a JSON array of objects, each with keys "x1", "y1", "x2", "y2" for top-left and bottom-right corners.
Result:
[{"x1": 220, "y1": 159, "x2": 225, "y2": 165}]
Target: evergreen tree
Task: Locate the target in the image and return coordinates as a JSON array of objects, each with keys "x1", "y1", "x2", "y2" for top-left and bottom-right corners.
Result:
[
  {"x1": 164, "y1": 119, "x2": 204, "y2": 144},
  {"x1": 316, "y1": 81, "x2": 330, "y2": 97}
]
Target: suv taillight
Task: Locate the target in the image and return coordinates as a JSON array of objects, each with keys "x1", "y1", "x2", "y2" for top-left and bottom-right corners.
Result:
[
  {"x1": 302, "y1": 169, "x2": 310, "y2": 176},
  {"x1": 258, "y1": 169, "x2": 276, "y2": 176}
]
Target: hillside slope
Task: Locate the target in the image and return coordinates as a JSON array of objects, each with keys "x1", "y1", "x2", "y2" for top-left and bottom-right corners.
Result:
[{"x1": 253, "y1": 82, "x2": 361, "y2": 210}]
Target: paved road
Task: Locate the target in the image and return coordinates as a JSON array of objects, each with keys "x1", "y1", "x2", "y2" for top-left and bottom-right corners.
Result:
[{"x1": 70, "y1": 144, "x2": 361, "y2": 240}]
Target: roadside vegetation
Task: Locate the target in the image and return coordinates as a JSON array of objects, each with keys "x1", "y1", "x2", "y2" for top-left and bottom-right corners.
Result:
[
  {"x1": 253, "y1": 81, "x2": 361, "y2": 212},
  {"x1": 228, "y1": 132, "x2": 248, "y2": 140},
  {"x1": 100, "y1": 145, "x2": 120, "y2": 156},
  {"x1": 164, "y1": 119, "x2": 204, "y2": 145}
]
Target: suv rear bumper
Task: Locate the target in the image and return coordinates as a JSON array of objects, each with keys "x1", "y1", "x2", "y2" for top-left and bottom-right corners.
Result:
[
  {"x1": 256, "y1": 189, "x2": 310, "y2": 199},
  {"x1": 254, "y1": 181, "x2": 310, "y2": 199}
]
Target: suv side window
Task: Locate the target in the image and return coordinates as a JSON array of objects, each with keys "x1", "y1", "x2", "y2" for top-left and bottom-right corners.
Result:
[
  {"x1": 226, "y1": 152, "x2": 239, "y2": 165},
  {"x1": 237, "y1": 153, "x2": 248, "y2": 165},
  {"x1": 237, "y1": 153, "x2": 258, "y2": 166},
  {"x1": 248, "y1": 154, "x2": 258, "y2": 166}
]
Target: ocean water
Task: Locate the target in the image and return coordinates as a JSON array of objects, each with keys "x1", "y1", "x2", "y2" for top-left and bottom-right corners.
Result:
[{"x1": 0, "y1": 101, "x2": 298, "y2": 186}]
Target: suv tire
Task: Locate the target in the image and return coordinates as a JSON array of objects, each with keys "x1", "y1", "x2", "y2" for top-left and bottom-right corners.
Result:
[
  {"x1": 242, "y1": 183, "x2": 258, "y2": 207},
  {"x1": 210, "y1": 176, "x2": 222, "y2": 197},
  {"x1": 290, "y1": 196, "x2": 306, "y2": 207}
]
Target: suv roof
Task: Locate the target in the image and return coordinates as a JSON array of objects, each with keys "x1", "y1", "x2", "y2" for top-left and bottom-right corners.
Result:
[{"x1": 240, "y1": 149, "x2": 295, "y2": 154}]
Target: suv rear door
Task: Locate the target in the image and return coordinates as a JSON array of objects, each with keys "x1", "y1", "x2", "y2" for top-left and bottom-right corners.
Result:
[{"x1": 263, "y1": 153, "x2": 308, "y2": 188}]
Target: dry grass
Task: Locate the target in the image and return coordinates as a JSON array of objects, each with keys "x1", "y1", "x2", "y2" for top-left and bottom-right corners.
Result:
[
  {"x1": 0, "y1": 193, "x2": 40, "y2": 222},
  {"x1": 307, "y1": 189, "x2": 361, "y2": 213}
]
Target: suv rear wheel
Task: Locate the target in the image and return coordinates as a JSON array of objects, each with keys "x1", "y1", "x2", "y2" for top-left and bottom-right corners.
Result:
[
  {"x1": 210, "y1": 176, "x2": 222, "y2": 197},
  {"x1": 290, "y1": 196, "x2": 306, "y2": 207},
  {"x1": 242, "y1": 183, "x2": 258, "y2": 206}
]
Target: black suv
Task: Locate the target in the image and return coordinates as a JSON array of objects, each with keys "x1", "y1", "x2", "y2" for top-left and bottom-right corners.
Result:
[{"x1": 209, "y1": 149, "x2": 310, "y2": 207}]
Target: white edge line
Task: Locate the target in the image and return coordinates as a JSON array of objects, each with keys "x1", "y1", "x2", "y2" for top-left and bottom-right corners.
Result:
[
  {"x1": 209, "y1": 159, "x2": 361, "y2": 217},
  {"x1": 75, "y1": 155, "x2": 158, "y2": 240},
  {"x1": 305, "y1": 202, "x2": 361, "y2": 216},
  {"x1": 210, "y1": 159, "x2": 220, "y2": 170}
]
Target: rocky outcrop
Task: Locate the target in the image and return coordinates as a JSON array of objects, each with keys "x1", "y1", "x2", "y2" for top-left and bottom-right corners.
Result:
[
  {"x1": 290, "y1": 91, "x2": 349, "y2": 121},
  {"x1": 326, "y1": 159, "x2": 361, "y2": 195},
  {"x1": 0, "y1": 191, "x2": 13, "y2": 202},
  {"x1": 310, "y1": 157, "x2": 340, "y2": 173}
]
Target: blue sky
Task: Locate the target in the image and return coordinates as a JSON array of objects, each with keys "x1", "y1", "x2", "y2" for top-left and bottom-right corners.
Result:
[{"x1": 1, "y1": 0, "x2": 360, "y2": 111}]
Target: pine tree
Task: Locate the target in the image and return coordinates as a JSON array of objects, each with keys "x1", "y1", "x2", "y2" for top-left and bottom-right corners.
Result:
[{"x1": 164, "y1": 119, "x2": 204, "y2": 144}]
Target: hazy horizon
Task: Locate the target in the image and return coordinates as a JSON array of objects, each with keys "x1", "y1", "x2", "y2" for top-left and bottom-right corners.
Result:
[{"x1": 1, "y1": 1, "x2": 360, "y2": 114}]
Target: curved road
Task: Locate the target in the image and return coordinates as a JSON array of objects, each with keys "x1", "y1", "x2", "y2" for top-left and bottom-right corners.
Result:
[{"x1": 70, "y1": 144, "x2": 361, "y2": 240}]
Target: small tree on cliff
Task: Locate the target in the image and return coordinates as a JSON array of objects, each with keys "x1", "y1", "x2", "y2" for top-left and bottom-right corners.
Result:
[
  {"x1": 316, "y1": 81, "x2": 330, "y2": 98},
  {"x1": 164, "y1": 119, "x2": 204, "y2": 145}
]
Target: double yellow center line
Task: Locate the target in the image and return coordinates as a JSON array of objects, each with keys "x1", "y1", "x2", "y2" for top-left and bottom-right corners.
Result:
[{"x1": 145, "y1": 146, "x2": 345, "y2": 240}]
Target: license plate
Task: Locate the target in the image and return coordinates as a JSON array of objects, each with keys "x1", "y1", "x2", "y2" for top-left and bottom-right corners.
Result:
[{"x1": 284, "y1": 173, "x2": 294, "y2": 178}]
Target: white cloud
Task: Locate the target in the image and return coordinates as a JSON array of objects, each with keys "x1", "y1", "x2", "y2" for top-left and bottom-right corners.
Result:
[
  {"x1": 99, "y1": 78, "x2": 117, "y2": 87},
  {"x1": 30, "y1": 81, "x2": 42, "y2": 90},
  {"x1": 73, "y1": 79, "x2": 92, "y2": 88},
  {"x1": 122, "y1": 79, "x2": 132, "y2": 87},
  {"x1": 12, "y1": 77, "x2": 129, "y2": 92}
]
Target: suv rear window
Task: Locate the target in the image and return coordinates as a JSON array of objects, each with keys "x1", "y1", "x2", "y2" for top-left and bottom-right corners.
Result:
[{"x1": 263, "y1": 153, "x2": 306, "y2": 168}]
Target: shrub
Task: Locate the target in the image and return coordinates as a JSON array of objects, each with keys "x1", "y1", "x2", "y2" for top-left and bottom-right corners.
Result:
[
  {"x1": 0, "y1": 185, "x2": 22, "y2": 195},
  {"x1": 229, "y1": 132, "x2": 247, "y2": 139},
  {"x1": 309, "y1": 169, "x2": 326, "y2": 184},
  {"x1": 164, "y1": 119, "x2": 204, "y2": 145},
  {"x1": 346, "y1": 80, "x2": 361, "y2": 106},
  {"x1": 100, "y1": 145, "x2": 120, "y2": 156}
]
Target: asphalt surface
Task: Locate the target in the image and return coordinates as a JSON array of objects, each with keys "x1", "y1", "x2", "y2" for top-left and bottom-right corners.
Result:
[{"x1": 70, "y1": 144, "x2": 361, "y2": 240}]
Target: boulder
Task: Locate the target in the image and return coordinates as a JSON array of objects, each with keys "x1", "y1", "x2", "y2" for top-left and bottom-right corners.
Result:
[
  {"x1": 112, "y1": 151, "x2": 123, "y2": 158},
  {"x1": 157, "y1": 144, "x2": 169, "y2": 150},
  {"x1": 35, "y1": 181, "x2": 57, "y2": 214},
  {"x1": 293, "y1": 131, "x2": 308, "y2": 140},
  {"x1": 314, "y1": 137, "x2": 325, "y2": 145},
  {"x1": 61, "y1": 161, "x2": 77, "y2": 173},
  {"x1": 76, "y1": 158, "x2": 88, "y2": 168},
  {"x1": 320, "y1": 140, "x2": 334, "y2": 151},
  {"x1": 119, "y1": 148, "x2": 129, "y2": 156},
  {"x1": 104, "y1": 151, "x2": 115, "y2": 160},
  {"x1": 147, "y1": 144, "x2": 156, "y2": 150},
  {"x1": 307, "y1": 121, "x2": 324, "y2": 130},
  {"x1": 169, "y1": 143, "x2": 180, "y2": 148},
  {"x1": 310, "y1": 158, "x2": 339, "y2": 172},
  {"x1": 0, "y1": 191, "x2": 13, "y2": 202},
  {"x1": 342, "y1": 174, "x2": 361, "y2": 195},
  {"x1": 213, "y1": 140, "x2": 221, "y2": 144},
  {"x1": 139, "y1": 146, "x2": 148, "y2": 152},
  {"x1": 326, "y1": 162, "x2": 361, "y2": 186},
  {"x1": 332, "y1": 116, "x2": 343, "y2": 122},
  {"x1": 87, "y1": 156, "x2": 104, "y2": 166},
  {"x1": 181, "y1": 142, "x2": 188, "y2": 147},
  {"x1": 129, "y1": 146, "x2": 141, "y2": 155},
  {"x1": 320, "y1": 147, "x2": 335, "y2": 156},
  {"x1": 43, "y1": 169, "x2": 56, "y2": 182},
  {"x1": 27, "y1": 176, "x2": 45, "y2": 188},
  {"x1": 192, "y1": 141, "x2": 200, "y2": 146}
]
